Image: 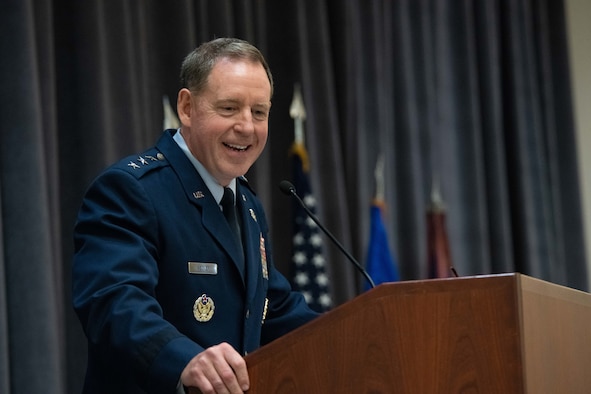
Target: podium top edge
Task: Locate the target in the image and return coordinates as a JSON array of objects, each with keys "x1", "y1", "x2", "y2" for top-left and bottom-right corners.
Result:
[{"x1": 372, "y1": 272, "x2": 519, "y2": 287}]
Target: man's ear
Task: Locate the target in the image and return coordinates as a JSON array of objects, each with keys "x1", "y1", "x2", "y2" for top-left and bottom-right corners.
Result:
[{"x1": 177, "y1": 88, "x2": 192, "y2": 127}]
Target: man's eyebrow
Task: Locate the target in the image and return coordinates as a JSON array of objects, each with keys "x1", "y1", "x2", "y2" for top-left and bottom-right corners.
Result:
[
  {"x1": 215, "y1": 98, "x2": 240, "y2": 105},
  {"x1": 214, "y1": 98, "x2": 271, "y2": 107},
  {"x1": 253, "y1": 100, "x2": 272, "y2": 107},
  {"x1": 254, "y1": 102, "x2": 271, "y2": 109}
]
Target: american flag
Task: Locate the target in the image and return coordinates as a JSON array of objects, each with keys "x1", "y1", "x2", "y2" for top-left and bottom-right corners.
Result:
[{"x1": 289, "y1": 143, "x2": 332, "y2": 312}]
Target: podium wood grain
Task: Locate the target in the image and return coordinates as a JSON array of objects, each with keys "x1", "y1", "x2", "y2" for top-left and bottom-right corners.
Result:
[{"x1": 241, "y1": 274, "x2": 591, "y2": 393}]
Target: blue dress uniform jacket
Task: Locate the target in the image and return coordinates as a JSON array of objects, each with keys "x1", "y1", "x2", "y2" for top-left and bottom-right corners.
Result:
[{"x1": 72, "y1": 129, "x2": 319, "y2": 393}]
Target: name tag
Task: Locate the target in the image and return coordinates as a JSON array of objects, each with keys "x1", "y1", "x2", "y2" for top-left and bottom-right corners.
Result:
[{"x1": 188, "y1": 262, "x2": 218, "y2": 275}]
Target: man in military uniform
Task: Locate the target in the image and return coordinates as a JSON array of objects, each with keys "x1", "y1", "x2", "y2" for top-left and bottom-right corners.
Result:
[{"x1": 72, "y1": 37, "x2": 320, "y2": 394}]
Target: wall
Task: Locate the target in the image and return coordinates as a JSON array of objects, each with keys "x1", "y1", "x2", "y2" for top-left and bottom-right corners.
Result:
[{"x1": 565, "y1": 0, "x2": 591, "y2": 289}]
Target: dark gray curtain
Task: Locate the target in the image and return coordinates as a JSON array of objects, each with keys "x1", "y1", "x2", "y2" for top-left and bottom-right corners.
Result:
[{"x1": 1, "y1": 0, "x2": 586, "y2": 393}]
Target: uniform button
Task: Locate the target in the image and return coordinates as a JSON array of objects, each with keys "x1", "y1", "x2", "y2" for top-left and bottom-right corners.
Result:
[{"x1": 245, "y1": 309, "x2": 250, "y2": 319}]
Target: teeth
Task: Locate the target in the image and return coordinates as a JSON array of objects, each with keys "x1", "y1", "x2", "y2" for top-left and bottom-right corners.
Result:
[{"x1": 225, "y1": 143, "x2": 248, "y2": 151}]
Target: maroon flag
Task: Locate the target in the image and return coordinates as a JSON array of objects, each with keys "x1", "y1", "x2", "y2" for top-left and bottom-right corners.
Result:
[{"x1": 426, "y1": 187, "x2": 456, "y2": 278}]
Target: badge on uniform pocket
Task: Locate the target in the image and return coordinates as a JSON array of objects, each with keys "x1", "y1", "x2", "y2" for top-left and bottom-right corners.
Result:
[{"x1": 193, "y1": 293, "x2": 215, "y2": 322}]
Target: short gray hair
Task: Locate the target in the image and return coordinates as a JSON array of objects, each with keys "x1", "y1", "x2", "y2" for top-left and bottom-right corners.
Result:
[{"x1": 180, "y1": 37, "x2": 274, "y2": 97}]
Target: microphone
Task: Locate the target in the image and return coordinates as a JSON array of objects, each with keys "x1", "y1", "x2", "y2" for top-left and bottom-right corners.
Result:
[{"x1": 279, "y1": 180, "x2": 376, "y2": 288}]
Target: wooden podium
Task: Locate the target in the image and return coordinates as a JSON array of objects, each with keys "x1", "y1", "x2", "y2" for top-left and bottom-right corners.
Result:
[{"x1": 244, "y1": 273, "x2": 591, "y2": 393}]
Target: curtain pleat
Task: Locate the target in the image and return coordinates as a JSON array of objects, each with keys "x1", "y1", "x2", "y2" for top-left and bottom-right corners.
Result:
[{"x1": 1, "y1": 0, "x2": 66, "y2": 392}]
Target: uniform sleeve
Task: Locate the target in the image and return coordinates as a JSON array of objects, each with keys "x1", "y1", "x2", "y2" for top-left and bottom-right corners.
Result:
[
  {"x1": 260, "y1": 264, "x2": 320, "y2": 345},
  {"x1": 72, "y1": 168, "x2": 200, "y2": 393}
]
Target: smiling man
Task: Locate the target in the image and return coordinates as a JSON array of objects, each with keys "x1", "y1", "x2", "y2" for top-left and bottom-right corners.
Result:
[
  {"x1": 178, "y1": 55, "x2": 271, "y2": 186},
  {"x1": 72, "y1": 38, "x2": 320, "y2": 394}
]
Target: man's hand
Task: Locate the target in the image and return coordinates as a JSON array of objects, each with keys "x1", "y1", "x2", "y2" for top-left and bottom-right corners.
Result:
[{"x1": 181, "y1": 342, "x2": 249, "y2": 394}]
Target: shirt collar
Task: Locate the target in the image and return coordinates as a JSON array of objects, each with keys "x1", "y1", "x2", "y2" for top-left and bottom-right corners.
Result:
[{"x1": 173, "y1": 129, "x2": 236, "y2": 204}]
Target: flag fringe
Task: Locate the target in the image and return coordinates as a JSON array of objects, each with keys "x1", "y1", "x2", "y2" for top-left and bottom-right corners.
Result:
[
  {"x1": 371, "y1": 198, "x2": 388, "y2": 214},
  {"x1": 289, "y1": 142, "x2": 310, "y2": 173}
]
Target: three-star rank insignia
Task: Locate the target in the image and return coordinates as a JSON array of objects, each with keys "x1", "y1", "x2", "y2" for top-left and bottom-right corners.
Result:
[
  {"x1": 193, "y1": 293, "x2": 215, "y2": 322},
  {"x1": 127, "y1": 153, "x2": 164, "y2": 170}
]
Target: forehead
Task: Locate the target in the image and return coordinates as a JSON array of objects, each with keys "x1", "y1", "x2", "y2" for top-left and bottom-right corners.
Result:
[{"x1": 205, "y1": 58, "x2": 271, "y2": 95}]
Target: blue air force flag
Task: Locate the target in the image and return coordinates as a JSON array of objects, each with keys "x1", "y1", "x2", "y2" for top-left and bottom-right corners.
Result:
[{"x1": 365, "y1": 201, "x2": 400, "y2": 291}]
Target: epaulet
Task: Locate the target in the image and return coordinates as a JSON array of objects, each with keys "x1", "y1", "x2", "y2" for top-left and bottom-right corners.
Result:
[
  {"x1": 237, "y1": 175, "x2": 257, "y2": 195},
  {"x1": 114, "y1": 148, "x2": 169, "y2": 178}
]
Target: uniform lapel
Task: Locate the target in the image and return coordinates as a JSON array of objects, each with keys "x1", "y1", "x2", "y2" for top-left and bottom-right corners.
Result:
[
  {"x1": 156, "y1": 131, "x2": 247, "y2": 282},
  {"x1": 236, "y1": 186, "x2": 263, "y2": 303},
  {"x1": 201, "y1": 201, "x2": 246, "y2": 280}
]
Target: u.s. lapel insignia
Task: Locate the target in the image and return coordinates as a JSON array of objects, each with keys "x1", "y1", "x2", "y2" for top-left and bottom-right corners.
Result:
[
  {"x1": 193, "y1": 293, "x2": 215, "y2": 322},
  {"x1": 260, "y1": 235, "x2": 268, "y2": 279},
  {"x1": 249, "y1": 208, "x2": 257, "y2": 222},
  {"x1": 193, "y1": 191, "x2": 205, "y2": 199}
]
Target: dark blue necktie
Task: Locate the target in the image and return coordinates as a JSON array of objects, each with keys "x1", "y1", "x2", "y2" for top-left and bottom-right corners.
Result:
[{"x1": 221, "y1": 187, "x2": 242, "y2": 250}]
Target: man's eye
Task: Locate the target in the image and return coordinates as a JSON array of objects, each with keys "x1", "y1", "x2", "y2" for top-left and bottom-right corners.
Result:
[
  {"x1": 253, "y1": 110, "x2": 269, "y2": 120},
  {"x1": 219, "y1": 106, "x2": 236, "y2": 115}
]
